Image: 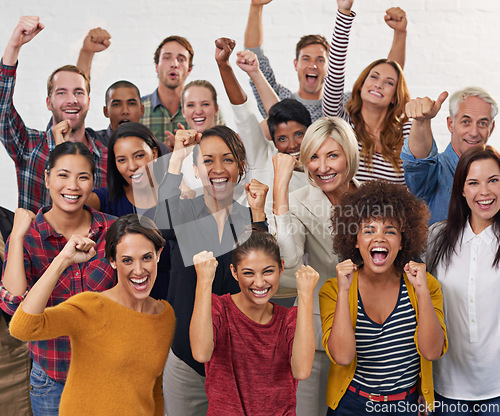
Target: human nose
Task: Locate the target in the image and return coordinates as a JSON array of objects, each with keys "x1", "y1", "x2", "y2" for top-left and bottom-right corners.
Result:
[
  {"x1": 132, "y1": 260, "x2": 143, "y2": 275},
  {"x1": 127, "y1": 158, "x2": 139, "y2": 172},
  {"x1": 212, "y1": 158, "x2": 224, "y2": 173},
  {"x1": 469, "y1": 123, "x2": 479, "y2": 137}
]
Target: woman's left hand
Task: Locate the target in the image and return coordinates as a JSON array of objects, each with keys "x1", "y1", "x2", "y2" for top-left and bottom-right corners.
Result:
[
  {"x1": 245, "y1": 179, "x2": 269, "y2": 212},
  {"x1": 404, "y1": 261, "x2": 428, "y2": 291}
]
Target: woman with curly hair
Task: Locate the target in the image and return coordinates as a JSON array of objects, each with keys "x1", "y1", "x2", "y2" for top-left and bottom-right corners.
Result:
[
  {"x1": 319, "y1": 181, "x2": 447, "y2": 415},
  {"x1": 322, "y1": 0, "x2": 411, "y2": 185},
  {"x1": 427, "y1": 145, "x2": 500, "y2": 415}
]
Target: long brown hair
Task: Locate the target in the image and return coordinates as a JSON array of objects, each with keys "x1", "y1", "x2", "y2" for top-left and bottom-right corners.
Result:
[
  {"x1": 428, "y1": 145, "x2": 500, "y2": 273},
  {"x1": 346, "y1": 59, "x2": 410, "y2": 173}
]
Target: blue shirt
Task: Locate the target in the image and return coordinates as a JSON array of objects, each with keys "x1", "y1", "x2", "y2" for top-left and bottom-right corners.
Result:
[{"x1": 401, "y1": 139, "x2": 459, "y2": 225}]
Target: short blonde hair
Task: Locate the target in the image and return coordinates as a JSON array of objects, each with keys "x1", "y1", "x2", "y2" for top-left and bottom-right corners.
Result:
[{"x1": 299, "y1": 117, "x2": 359, "y2": 186}]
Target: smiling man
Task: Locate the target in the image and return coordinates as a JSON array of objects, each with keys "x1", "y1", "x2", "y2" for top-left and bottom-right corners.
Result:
[
  {"x1": 402, "y1": 87, "x2": 498, "y2": 224},
  {"x1": 244, "y1": 0, "x2": 329, "y2": 122},
  {"x1": 0, "y1": 16, "x2": 108, "y2": 214}
]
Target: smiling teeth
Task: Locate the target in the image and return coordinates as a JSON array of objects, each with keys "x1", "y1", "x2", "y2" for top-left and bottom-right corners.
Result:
[
  {"x1": 130, "y1": 276, "x2": 147, "y2": 284},
  {"x1": 212, "y1": 178, "x2": 227, "y2": 183},
  {"x1": 65, "y1": 109, "x2": 78, "y2": 113},
  {"x1": 63, "y1": 194, "x2": 79, "y2": 200},
  {"x1": 319, "y1": 174, "x2": 336, "y2": 180},
  {"x1": 251, "y1": 288, "x2": 269, "y2": 295},
  {"x1": 131, "y1": 173, "x2": 142, "y2": 179},
  {"x1": 478, "y1": 199, "x2": 494, "y2": 205},
  {"x1": 193, "y1": 117, "x2": 205, "y2": 122},
  {"x1": 371, "y1": 247, "x2": 388, "y2": 252},
  {"x1": 289, "y1": 151, "x2": 300, "y2": 158}
]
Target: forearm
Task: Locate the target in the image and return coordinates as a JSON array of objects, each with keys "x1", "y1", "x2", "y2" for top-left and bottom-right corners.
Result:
[
  {"x1": 248, "y1": 70, "x2": 279, "y2": 114},
  {"x1": 244, "y1": 4, "x2": 264, "y2": 48},
  {"x1": 388, "y1": 30, "x2": 406, "y2": 69},
  {"x1": 408, "y1": 120, "x2": 433, "y2": 159},
  {"x1": 3, "y1": 42, "x2": 22, "y2": 67},
  {"x1": 322, "y1": 10, "x2": 355, "y2": 118},
  {"x1": 190, "y1": 283, "x2": 214, "y2": 363},
  {"x1": 291, "y1": 292, "x2": 315, "y2": 380},
  {"x1": 327, "y1": 290, "x2": 356, "y2": 365},
  {"x1": 21, "y1": 255, "x2": 69, "y2": 314},
  {"x1": 2, "y1": 238, "x2": 28, "y2": 296},
  {"x1": 272, "y1": 178, "x2": 290, "y2": 216},
  {"x1": 76, "y1": 49, "x2": 94, "y2": 78},
  {"x1": 218, "y1": 62, "x2": 247, "y2": 106},
  {"x1": 415, "y1": 289, "x2": 445, "y2": 361}
]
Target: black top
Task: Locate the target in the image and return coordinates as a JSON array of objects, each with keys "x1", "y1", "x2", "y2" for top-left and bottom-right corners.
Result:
[{"x1": 155, "y1": 172, "x2": 266, "y2": 375}]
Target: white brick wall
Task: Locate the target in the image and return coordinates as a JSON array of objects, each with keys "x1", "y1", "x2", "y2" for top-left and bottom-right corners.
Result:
[{"x1": 2, "y1": 0, "x2": 500, "y2": 211}]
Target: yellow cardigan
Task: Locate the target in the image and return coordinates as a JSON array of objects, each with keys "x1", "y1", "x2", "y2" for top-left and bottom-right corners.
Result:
[{"x1": 318, "y1": 271, "x2": 448, "y2": 411}]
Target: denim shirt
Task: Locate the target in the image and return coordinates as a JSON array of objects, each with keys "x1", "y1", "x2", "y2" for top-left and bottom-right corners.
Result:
[{"x1": 401, "y1": 139, "x2": 459, "y2": 225}]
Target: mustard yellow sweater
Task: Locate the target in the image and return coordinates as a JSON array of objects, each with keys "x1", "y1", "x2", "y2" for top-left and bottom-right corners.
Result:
[{"x1": 10, "y1": 292, "x2": 175, "y2": 416}]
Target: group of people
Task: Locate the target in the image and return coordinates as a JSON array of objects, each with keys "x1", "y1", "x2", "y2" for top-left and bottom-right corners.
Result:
[{"x1": 0, "y1": 0, "x2": 499, "y2": 415}]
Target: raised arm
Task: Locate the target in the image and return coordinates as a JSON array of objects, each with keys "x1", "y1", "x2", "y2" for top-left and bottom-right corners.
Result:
[
  {"x1": 76, "y1": 27, "x2": 111, "y2": 79},
  {"x1": 244, "y1": 0, "x2": 273, "y2": 49},
  {"x1": 20, "y1": 235, "x2": 96, "y2": 314},
  {"x1": 324, "y1": 260, "x2": 357, "y2": 365},
  {"x1": 1, "y1": 209, "x2": 35, "y2": 298},
  {"x1": 404, "y1": 262, "x2": 446, "y2": 361},
  {"x1": 385, "y1": 7, "x2": 407, "y2": 69},
  {"x1": 290, "y1": 265, "x2": 319, "y2": 379},
  {"x1": 237, "y1": 49, "x2": 279, "y2": 113},
  {"x1": 3, "y1": 16, "x2": 44, "y2": 66},
  {"x1": 322, "y1": 1, "x2": 355, "y2": 118},
  {"x1": 405, "y1": 91, "x2": 448, "y2": 159},
  {"x1": 215, "y1": 38, "x2": 247, "y2": 106},
  {"x1": 190, "y1": 251, "x2": 218, "y2": 363}
]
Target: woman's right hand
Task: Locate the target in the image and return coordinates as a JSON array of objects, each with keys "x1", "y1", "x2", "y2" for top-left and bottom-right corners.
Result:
[
  {"x1": 193, "y1": 251, "x2": 218, "y2": 286},
  {"x1": 11, "y1": 208, "x2": 36, "y2": 239},
  {"x1": 336, "y1": 259, "x2": 356, "y2": 292},
  {"x1": 272, "y1": 153, "x2": 296, "y2": 187},
  {"x1": 58, "y1": 235, "x2": 96, "y2": 267}
]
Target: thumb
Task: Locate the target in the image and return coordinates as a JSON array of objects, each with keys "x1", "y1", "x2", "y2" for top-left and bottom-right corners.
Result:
[{"x1": 435, "y1": 91, "x2": 449, "y2": 109}]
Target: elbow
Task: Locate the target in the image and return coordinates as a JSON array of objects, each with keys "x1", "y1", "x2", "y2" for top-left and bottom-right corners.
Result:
[
  {"x1": 331, "y1": 350, "x2": 355, "y2": 367},
  {"x1": 292, "y1": 367, "x2": 312, "y2": 381},
  {"x1": 191, "y1": 348, "x2": 212, "y2": 364}
]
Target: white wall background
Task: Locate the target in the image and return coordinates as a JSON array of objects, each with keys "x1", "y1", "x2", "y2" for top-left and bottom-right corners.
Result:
[{"x1": 1, "y1": 0, "x2": 500, "y2": 211}]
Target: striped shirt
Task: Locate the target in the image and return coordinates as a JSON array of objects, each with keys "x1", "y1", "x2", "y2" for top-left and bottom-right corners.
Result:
[
  {"x1": 353, "y1": 277, "x2": 420, "y2": 392},
  {"x1": 322, "y1": 10, "x2": 410, "y2": 186}
]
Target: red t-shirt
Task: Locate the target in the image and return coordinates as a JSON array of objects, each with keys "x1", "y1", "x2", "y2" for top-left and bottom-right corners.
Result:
[{"x1": 205, "y1": 293, "x2": 298, "y2": 416}]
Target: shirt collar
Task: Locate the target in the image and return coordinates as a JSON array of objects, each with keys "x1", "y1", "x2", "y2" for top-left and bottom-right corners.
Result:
[
  {"x1": 151, "y1": 88, "x2": 182, "y2": 116},
  {"x1": 36, "y1": 205, "x2": 105, "y2": 240},
  {"x1": 192, "y1": 195, "x2": 248, "y2": 221},
  {"x1": 462, "y1": 219, "x2": 496, "y2": 245},
  {"x1": 444, "y1": 142, "x2": 460, "y2": 165}
]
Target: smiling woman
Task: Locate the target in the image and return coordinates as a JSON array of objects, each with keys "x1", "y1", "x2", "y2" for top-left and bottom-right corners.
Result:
[
  {"x1": 0, "y1": 142, "x2": 116, "y2": 415},
  {"x1": 319, "y1": 181, "x2": 447, "y2": 416},
  {"x1": 426, "y1": 146, "x2": 500, "y2": 414},
  {"x1": 8, "y1": 214, "x2": 175, "y2": 416}
]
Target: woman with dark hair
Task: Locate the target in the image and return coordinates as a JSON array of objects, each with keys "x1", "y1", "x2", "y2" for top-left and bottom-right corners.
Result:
[
  {"x1": 156, "y1": 125, "x2": 269, "y2": 415},
  {"x1": 427, "y1": 145, "x2": 500, "y2": 415},
  {"x1": 87, "y1": 122, "x2": 164, "y2": 216},
  {"x1": 322, "y1": 0, "x2": 410, "y2": 185},
  {"x1": 9, "y1": 214, "x2": 175, "y2": 416},
  {"x1": 0, "y1": 142, "x2": 116, "y2": 416},
  {"x1": 319, "y1": 181, "x2": 447, "y2": 415}
]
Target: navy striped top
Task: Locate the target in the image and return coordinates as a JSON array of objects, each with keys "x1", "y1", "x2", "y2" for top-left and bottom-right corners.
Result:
[{"x1": 353, "y1": 277, "x2": 420, "y2": 393}]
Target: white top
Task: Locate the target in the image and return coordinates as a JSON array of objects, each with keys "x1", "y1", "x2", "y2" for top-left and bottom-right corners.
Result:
[
  {"x1": 428, "y1": 221, "x2": 500, "y2": 400},
  {"x1": 231, "y1": 100, "x2": 308, "y2": 215}
]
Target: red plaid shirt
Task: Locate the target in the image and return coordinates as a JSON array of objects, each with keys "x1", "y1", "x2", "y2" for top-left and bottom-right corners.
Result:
[
  {"x1": 0, "y1": 60, "x2": 108, "y2": 214},
  {"x1": 0, "y1": 206, "x2": 116, "y2": 382}
]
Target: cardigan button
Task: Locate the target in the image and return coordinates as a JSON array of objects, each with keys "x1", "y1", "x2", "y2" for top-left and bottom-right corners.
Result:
[{"x1": 423, "y1": 388, "x2": 429, "y2": 394}]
